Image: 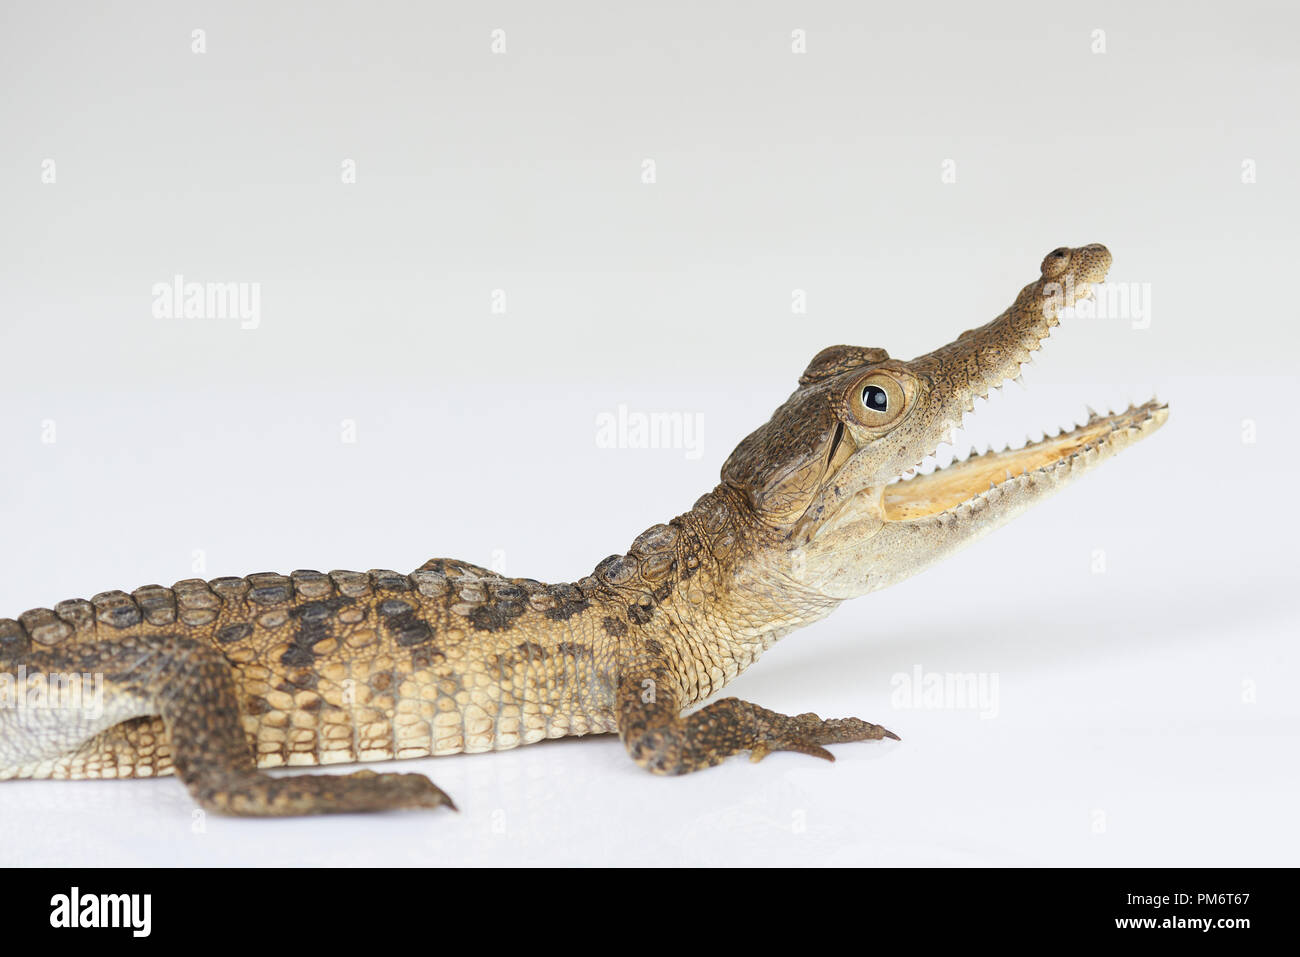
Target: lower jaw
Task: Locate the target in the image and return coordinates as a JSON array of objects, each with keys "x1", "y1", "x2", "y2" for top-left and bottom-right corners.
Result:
[{"x1": 880, "y1": 400, "x2": 1168, "y2": 522}]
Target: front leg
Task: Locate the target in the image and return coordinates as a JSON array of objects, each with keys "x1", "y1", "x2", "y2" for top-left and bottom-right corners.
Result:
[{"x1": 616, "y1": 660, "x2": 899, "y2": 775}]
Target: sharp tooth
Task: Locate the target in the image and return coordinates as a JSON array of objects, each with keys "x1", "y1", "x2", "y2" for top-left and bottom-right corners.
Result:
[
  {"x1": 1086, "y1": 404, "x2": 1101, "y2": 422},
  {"x1": 1012, "y1": 374, "x2": 1026, "y2": 389}
]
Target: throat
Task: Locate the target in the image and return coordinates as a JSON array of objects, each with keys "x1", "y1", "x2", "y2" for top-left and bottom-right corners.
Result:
[{"x1": 586, "y1": 485, "x2": 838, "y2": 704}]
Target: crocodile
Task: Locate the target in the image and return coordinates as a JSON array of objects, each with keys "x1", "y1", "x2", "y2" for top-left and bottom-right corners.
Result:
[{"x1": 0, "y1": 243, "x2": 1167, "y2": 816}]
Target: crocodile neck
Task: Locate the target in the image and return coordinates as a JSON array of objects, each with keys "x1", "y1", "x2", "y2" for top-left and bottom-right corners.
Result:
[{"x1": 577, "y1": 484, "x2": 840, "y2": 707}]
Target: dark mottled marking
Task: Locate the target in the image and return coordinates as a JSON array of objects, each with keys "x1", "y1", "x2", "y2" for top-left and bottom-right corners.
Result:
[
  {"x1": 370, "y1": 570, "x2": 411, "y2": 591},
  {"x1": 410, "y1": 645, "x2": 445, "y2": 670},
  {"x1": 216, "y1": 623, "x2": 253, "y2": 645},
  {"x1": 644, "y1": 638, "x2": 665, "y2": 656},
  {"x1": 280, "y1": 597, "x2": 355, "y2": 668},
  {"x1": 627, "y1": 602, "x2": 654, "y2": 625},
  {"x1": 543, "y1": 584, "x2": 589, "y2": 622},
  {"x1": 602, "y1": 615, "x2": 628, "y2": 638},
  {"x1": 556, "y1": 642, "x2": 593, "y2": 659},
  {"x1": 283, "y1": 670, "x2": 319, "y2": 690},
  {"x1": 245, "y1": 696, "x2": 271, "y2": 715},
  {"x1": 248, "y1": 582, "x2": 291, "y2": 605},
  {"x1": 92, "y1": 591, "x2": 142, "y2": 629},
  {"x1": 493, "y1": 584, "x2": 524, "y2": 600},
  {"x1": 292, "y1": 596, "x2": 356, "y2": 620},
  {"x1": 0, "y1": 618, "x2": 29, "y2": 658},
  {"x1": 651, "y1": 580, "x2": 674, "y2": 602},
  {"x1": 468, "y1": 600, "x2": 525, "y2": 633},
  {"x1": 596, "y1": 554, "x2": 636, "y2": 585},
  {"x1": 372, "y1": 672, "x2": 392, "y2": 691},
  {"x1": 377, "y1": 600, "x2": 435, "y2": 647},
  {"x1": 394, "y1": 620, "x2": 435, "y2": 647},
  {"x1": 280, "y1": 644, "x2": 316, "y2": 668}
]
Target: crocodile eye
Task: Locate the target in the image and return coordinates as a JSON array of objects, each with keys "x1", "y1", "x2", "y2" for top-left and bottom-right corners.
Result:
[{"x1": 850, "y1": 373, "x2": 906, "y2": 428}]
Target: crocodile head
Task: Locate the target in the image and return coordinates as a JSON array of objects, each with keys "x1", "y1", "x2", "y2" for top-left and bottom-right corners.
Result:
[{"x1": 722, "y1": 243, "x2": 1168, "y2": 600}]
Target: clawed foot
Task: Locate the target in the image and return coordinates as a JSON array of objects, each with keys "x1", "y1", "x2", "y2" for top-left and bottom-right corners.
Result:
[{"x1": 747, "y1": 709, "x2": 900, "y2": 763}]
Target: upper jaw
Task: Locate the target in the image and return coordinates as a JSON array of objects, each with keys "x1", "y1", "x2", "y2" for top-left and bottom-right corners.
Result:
[
  {"x1": 904, "y1": 243, "x2": 1114, "y2": 454},
  {"x1": 880, "y1": 243, "x2": 1117, "y2": 489}
]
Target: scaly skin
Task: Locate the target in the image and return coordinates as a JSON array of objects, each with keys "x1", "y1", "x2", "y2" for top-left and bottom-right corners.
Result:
[{"x1": 0, "y1": 244, "x2": 1168, "y2": 815}]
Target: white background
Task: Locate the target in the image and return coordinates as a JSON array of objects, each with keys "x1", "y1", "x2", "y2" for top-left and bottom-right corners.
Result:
[{"x1": 1, "y1": 1, "x2": 1296, "y2": 866}]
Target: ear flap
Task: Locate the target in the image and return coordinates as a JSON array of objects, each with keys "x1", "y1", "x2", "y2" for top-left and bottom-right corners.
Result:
[{"x1": 799, "y1": 346, "x2": 891, "y2": 385}]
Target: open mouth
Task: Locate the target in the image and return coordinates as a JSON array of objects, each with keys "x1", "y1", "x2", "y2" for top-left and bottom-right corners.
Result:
[
  {"x1": 881, "y1": 400, "x2": 1169, "y2": 521},
  {"x1": 865, "y1": 243, "x2": 1169, "y2": 524},
  {"x1": 793, "y1": 244, "x2": 1168, "y2": 538}
]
